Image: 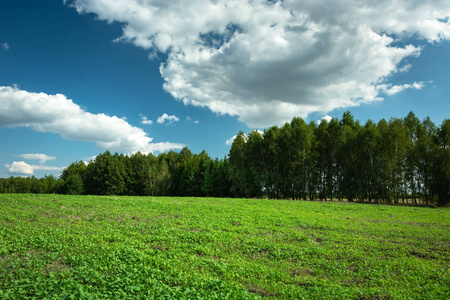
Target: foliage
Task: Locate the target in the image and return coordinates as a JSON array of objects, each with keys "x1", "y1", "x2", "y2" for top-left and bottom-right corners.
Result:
[
  {"x1": 229, "y1": 111, "x2": 449, "y2": 205},
  {"x1": 0, "y1": 150, "x2": 234, "y2": 199},
  {"x1": 0, "y1": 194, "x2": 448, "y2": 299},
  {"x1": 0, "y1": 175, "x2": 60, "y2": 195}
]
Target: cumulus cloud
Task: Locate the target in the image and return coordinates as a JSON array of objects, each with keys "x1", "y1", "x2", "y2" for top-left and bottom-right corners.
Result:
[
  {"x1": 157, "y1": 113, "x2": 179, "y2": 125},
  {"x1": 377, "y1": 81, "x2": 426, "y2": 95},
  {"x1": 68, "y1": 0, "x2": 450, "y2": 127},
  {"x1": 146, "y1": 142, "x2": 184, "y2": 152},
  {"x1": 140, "y1": 114, "x2": 153, "y2": 125},
  {"x1": 5, "y1": 161, "x2": 64, "y2": 176},
  {"x1": 0, "y1": 86, "x2": 184, "y2": 153},
  {"x1": 225, "y1": 135, "x2": 237, "y2": 146},
  {"x1": 317, "y1": 115, "x2": 333, "y2": 125},
  {"x1": 14, "y1": 153, "x2": 56, "y2": 164}
]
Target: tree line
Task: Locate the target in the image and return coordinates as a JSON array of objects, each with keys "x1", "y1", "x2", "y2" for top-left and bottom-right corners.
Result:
[
  {"x1": 0, "y1": 149, "x2": 233, "y2": 198},
  {"x1": 0, "y1": 111, "x2": 449, "y2": 206},
  {"x1": 229, "y1": 111, "x2": 449, "y2": 206}
]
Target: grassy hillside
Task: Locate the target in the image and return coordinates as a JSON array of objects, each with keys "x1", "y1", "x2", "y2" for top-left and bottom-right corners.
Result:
[{"x1": 0, "y1": 194, "x2": 449, "y2": 299}]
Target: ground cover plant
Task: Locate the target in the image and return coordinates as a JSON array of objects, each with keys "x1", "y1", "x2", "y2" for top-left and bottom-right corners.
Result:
[{"x1": 0, "y1": 194, "x2": 449, "y2": 299}]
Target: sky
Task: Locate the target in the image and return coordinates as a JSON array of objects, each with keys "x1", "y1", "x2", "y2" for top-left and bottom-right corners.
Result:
[{"x1": 0, "y1": 0, "x2": 449, "y2": 178}]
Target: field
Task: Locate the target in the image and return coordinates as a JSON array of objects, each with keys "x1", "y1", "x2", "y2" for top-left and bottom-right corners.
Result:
[{"x1": 0, "y1": 194, "x2": 449, "y2": 299}]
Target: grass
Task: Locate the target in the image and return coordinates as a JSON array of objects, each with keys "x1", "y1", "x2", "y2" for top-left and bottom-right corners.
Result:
[{"x1": 0, "y1": 194, "x2": 449, "y2": 299}]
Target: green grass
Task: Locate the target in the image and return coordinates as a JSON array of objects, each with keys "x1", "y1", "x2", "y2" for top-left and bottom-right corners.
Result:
[{"x1": 0, "y1": 194, "x2": 449, "y2": 299}]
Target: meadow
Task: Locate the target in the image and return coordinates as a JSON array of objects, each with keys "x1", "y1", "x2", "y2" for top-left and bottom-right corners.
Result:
[{"x1": 0, "y1": 194, "x2": 448, "y2": 299}]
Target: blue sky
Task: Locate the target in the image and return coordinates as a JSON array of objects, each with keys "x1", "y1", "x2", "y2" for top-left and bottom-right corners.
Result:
[{"x1": 0, "y1": 0, "x2": 449, "y2": 178}]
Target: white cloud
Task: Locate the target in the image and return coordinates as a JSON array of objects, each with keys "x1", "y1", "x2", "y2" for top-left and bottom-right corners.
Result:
[
  {"x1": 317, "y1": 115, "x2": 333, "y2": 125},
  {"x1": 398, "y1": 64, "x2": 412, "y2": 73},
  {"x1": 5, "y1": 161, "x2": 34, "y2": 175},
  {"x1": 225, "y1": 135, "x2": 237, "y2": 146},
  {"x1": 5, "y1": 161, "x2": 64, "y2": 176},
  {"x1": 14, "y1": 153, "x2": 56, "y2": 164},
  {"x1": 146, "y1": 142, "x2": 184, "y2": 152},
  {"x1": 69, "y1": 0, "x2": 450, "y2": 127},
  {"x1": 157, "y1": 113, "x2": 179, "y2": 125},
  {"x1": 378, "y1": 81, "x2": 426, "y2": 95},
  {"x1": 193, "y1": 120, "x2": 199, "y2": 124},
  {"x1": 0, "y1": 86, "x2": 184, "y2": 153},
  {"x1": 140, "y1": 114, "x2": 153, "y2": 125},
  {"x1": 1, "y1": 42, "x2": 9, "y2": 51}
]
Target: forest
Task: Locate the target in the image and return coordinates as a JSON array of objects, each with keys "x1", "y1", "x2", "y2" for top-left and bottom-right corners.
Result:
[{"x1": 1, "y1": 111, "x2": 449, "y2": 206}]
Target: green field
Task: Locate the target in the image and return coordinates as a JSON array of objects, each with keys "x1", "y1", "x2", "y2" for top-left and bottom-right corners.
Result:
[{"x1": 0, "y1": 194, "x2": 449, "y2": 299}]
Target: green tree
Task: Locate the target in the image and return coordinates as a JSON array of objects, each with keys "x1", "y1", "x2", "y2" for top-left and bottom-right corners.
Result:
[
  {"x1": 315, "y1": 120, "x2": 330, "y2": 200},
  {"x1": 229, "y1": 131, "x2": 257, "y2": 197},
  {"x1": 84, "y1": 151, "x2": 127, "y2": 195},
  {"x1": 290, "y1": 117, "x2": 315, "y2": 200},
  {"x1": 338, "y1": 111, "x2": 360, "y2": 202},
  {"x1": 246, "y1": 130, "x2": 265, "y2": 198},
  {"x1": 416, "y1": 117, "x2": 438, "y2": 204},
  {"x1": 388, "y1": 118, "x2": 409, "y2": 203},
  {"x1": 277, "y1": 123, "x2": 295, "y2": 199},
  {"x1": 356, "y1": 120, "x2": 381, "y2": 202},
  {"x1": 127, "y1": 152, "x2": 152, "y2": 196},
  {"x1": 60, "y1": 161, "x2": 87, "y2": 195},
  {"x1": 432, "y1": 119, "x2": 450, "y2": 206},
  {"x1": 403, "y1": 112, "x2": 421, "y2": 204},
  {"x1": 262, "y1": 126, "x2": 280, "y2": 199}
]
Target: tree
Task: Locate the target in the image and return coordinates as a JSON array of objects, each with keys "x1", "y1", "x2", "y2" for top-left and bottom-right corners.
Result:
[
  {"x1": 416, "y1": 117, "x2": 438, "y2": 204},
  {"x1": 162, "y1": 151, "x2": 179, "y2": 196},
  {"x1": 229, "y1": 131, "x2": 258, "y2": 197},
  {"x1": 290, "y1": 117, "x2": 314, "y2": 200},
  {"x1": 356, "y1": 120, "x2": 380, "y2": 202},
  {"x1": 277, "y1": 123, "x2": 295, "y2": 199},
  {"x1": 246, "y1": 130, "x2": 265, "y2": 198},
  {"x1": 432, "y1": 119, "x2": 450, "y2": 206},
  {"x1": 262, "y1": 126, "x2": 280, "y2": 199},
  {"x1": 207, "y1": 158, "x2": 232, "y2": 197},
  {"x1": 63, "y1": 174, "x2": 85, "y2": 195},
  {"x1": 306, "y1": 121, "x2": 319, "y2": 201},
  {"x1": 404, "y1": 112, "x2": 421, "y2": 204},
  {"x1": 60, "y1": 161, "x2": 87, "y2": 195},
  {"x1": 84, "y1": 151, "x2": 126, "y2": 195},
  {"x1": 388, "y1": 118, "x2": 409, "y2": 203},
  {"x1": 156, "y1": 157, "x2": 171, "y2": 196},
  {"x1": 376, "y1": 119, "x2": 391, "y2": 202},
  {"x1": 338, "y1": 111, "x2": 359, "y2": 202},
  {"x1": 315, "y1": 120, "x2": 330, "y2": 200},
  {"x1": 128, "y1": 152, "x2": 151, "y2": 196}
]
